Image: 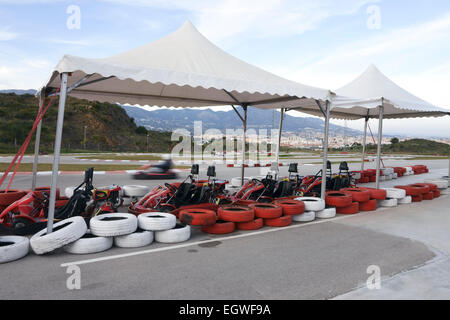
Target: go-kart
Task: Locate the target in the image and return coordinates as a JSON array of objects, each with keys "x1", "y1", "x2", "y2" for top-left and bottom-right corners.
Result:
[
  {"x1": 229, "y1": 163, "x2": 301, "y2": 203},
  {"x1": 297, "y1": 161, "x2": 354, "y2": 195},
  {"x1": 0, "y1": 168, "x2": 121, "y2": 235},
  {"x1": 129, "y1": 164, "x2": 228, "y2": 215},
  {"x1": 132, "y1": 159, "x2": 178, "y2": 180}
]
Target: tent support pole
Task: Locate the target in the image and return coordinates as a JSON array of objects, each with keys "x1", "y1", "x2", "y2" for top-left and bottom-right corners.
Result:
[
  {"x1": 275, "y1": 108, "x2": 284, "y2": 172},
  {"x1": 31, "y1": 90, "x2": 45, "y2": 191},
  {"x1": 241, "y1": 105, "x2": 248, "y2": 186},
  {"x1": 321, "y1": 101, "x2": 331, "y2": 199},
  {"x1": 46, "y1": 72, "x2": 68, "y2": 233},
  {"x1": 375, "y1": 101, "x2": 384, "y2": 189},
  {"x1": 360, "y1": 116, "x2": 369, "y2": 172}
]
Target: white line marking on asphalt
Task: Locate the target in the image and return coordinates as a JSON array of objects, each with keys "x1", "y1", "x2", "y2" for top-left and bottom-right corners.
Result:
[{"x1": 60, "y1": 213, "x2": 360, "y2": 268}]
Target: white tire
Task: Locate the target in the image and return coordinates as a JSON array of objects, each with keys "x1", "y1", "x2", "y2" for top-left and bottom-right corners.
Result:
[
  {"x1": 292, "y1": 211, "x2": 316, "y2": 222},
  {"x1": 138, "y1": 212, "x2": 176, "y2": 231},
  {"x1": 65, "y1": 186, "x2": 84, "y2": 198},
  {"x1": 378, "y1": 198, "x2": 398, "y2": 207},
  {"x1": 398, "y1": 196, "x2": 412, "y2": 204},
  {"x1": 122, "y1": 185, "x2": 150, "y2": 197},
  {"x1": 382, "y1": 188, "x2": 406, "y2": 199},
  {"x1": 90, "y1": 213, "x2": 137, "y2": 237},
  {"x1": 424, "y1": 179, "x2": 448, "y2": 189},
  {"x1": 121, "y1": 196, "x2": 133, "y2": 207},
  {"x1": 294, "y1": 197, "x2": 325, "y2": 211},
  {"x1": 231, "y1": 177, "x2": 250, "y2": 187},
  {"x1": 155, "y1": 223, "x2": 191, "y2": 243},
  {"x1": 114, "y1": 229, "x2": 154, "y2": 248},
  {"x1": 316, "y1": 207, "x2": 336, "y2": 219},
  {"x1": 0, "y1": 236, "x2": 29, "y2": 264},
  {"x1": 64, "y1": 231, "x2": 113, "y2": 254},
  {"x1": 30, "y1": 216, "x2": 87, "y2": 255},
  {"x1": 405, "y1": 167, "x2": 413, "y2": 173},
  {"x1": 392, "y1": 173, "x2": 398, "y2": 179},
  {"x1": 380, "y1": 175, "x2": 386, "y2": 181}
]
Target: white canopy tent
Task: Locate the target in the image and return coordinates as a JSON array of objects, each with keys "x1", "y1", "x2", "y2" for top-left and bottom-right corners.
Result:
[
  {"x1": 290, "y1": 64, "x2": 450, "y2": 192},
  {"x1": 38, "y1": 21, "x2": 332, "y2": 232}
]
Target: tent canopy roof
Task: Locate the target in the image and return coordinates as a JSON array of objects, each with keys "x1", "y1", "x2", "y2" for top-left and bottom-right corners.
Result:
[
  {"x1": 43, "y1": 21, "x2": 330, "y2": 109},
  {"x1": 291, "y1": 64, "x2": 450, "y2": 119}
]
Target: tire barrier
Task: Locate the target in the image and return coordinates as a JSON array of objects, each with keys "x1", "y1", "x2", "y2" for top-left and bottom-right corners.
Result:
[
  {"x1": 340, "y1": 188, "x2": 371, "y2": 203},
  {"x1": 30, "y1": 216, "x2": 87, "y2": 255},
  {"x1": 264, "y1": 215, "x2": 292, "y2": 227},
  {"x1": 381, "y1": 188, "x2": 406, "y2": 199},
  {"x1": 424, "y1": 179, "x2": 448, "y2": 189},
  {"x1": 398, "y1": 196, "x2": 412, "y2": 204},
  {"x1": 292, "y1": 211, "x2": 315, "y2": 222},
  {"x1": 336, "y1": 202, "x2": 359, "y2": 215},
  {"x1": 236, "y1": 218, "x2": 264, "y2": 231},
  {"x1": 316, "y1": 207, "x2": 336, "y2": 219},
  {"x1": 218, "y1": 205, "x2": 255, "y2": 222},
  {"x1": 325, "y1": 191, "x2": 353, "y2": 208},
  {"x1": 378, "y1": 198, "x2": 398, "y2": 207},
  {"x1": 0, "y1": 236, "x2": 29, "y2": 263},
  {"x1": 408, "y1": 184, "x2": 430, "y2": 194},
  {"x1": 155, "y1": 223, "x2": 191, "y2": 243},
  {"x1": 359, "y1": 187, "x2": 387, "y2": 200},
  {"x1": 248, "y1": 203, "x2": 282, "y2": 219},
  {"x1": 411, "y1": 194, "x2": 423, "y2": 202},
  {"x1": 114, "y1": 229, "x2": 154, "y2": 248},
  {"x1": 179, "y1": 208, "x2": 217, "y2": 226},
  {"x1": 294, "y1": 197, "x2": 325, "y2": 212},
  {"x1": 201, "y1": 220, "x2": 236, "y2": 234},
  {"x1": 422, "y1": 192, "x2": 434, "y2": 200},
  {"x1": 394, "y1": 185, "x2": 422, "y2": 196},
  {"x1": 138, "y1": 212, "x2": 177, "y2": 231},
  {"x1": 272, "y1": 199, "x2": 305, "y2": 215},
  {"x1": 64, "y1": 231, "x2": 113, "y2": 254},
  {"x1": 359, "y1": 199, "x2": 378, "y2": 211},
  {"x1": 90, "y1": 213, "x2": 137, "y2": 237}
]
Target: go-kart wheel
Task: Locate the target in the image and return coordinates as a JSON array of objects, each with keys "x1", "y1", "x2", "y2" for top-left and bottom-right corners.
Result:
[{"x1": 12, "y1": 218, "x2": 34, "y2": 230}]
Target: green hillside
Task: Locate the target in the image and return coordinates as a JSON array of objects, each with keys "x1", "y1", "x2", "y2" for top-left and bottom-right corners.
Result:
[
  {"x1": 338, "y1": 138, "x2": 450, "y2": 155},
  {"x1": 0, "y1": 93, "x2": 176, "y2": 153}
]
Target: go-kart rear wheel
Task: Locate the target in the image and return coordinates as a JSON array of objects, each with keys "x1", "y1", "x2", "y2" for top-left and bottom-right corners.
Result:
[{"x1": 12, "y1": 218, "x2": 34, "y2": 230}]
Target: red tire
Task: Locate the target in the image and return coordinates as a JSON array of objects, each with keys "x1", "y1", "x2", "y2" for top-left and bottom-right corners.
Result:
[
  {"x1": 359, "y1": 199, "x2": 377, "y2": 211},
  {"x1": 415, "y1": 183, "x2": 437, "y2": 191},
  {"x1": 336, "y1": 202, "x2": 359, "y2": 215},
  {"x1": 235, "y1": 199, "x2": 257, "y2": 206},
  {"x1": 422, "y1": 192, "x2": 434, "y2": 200},
  {"x1": 394, "y1": 185, "x2": 421, "y2": 196},
  {"x1": 218, "y1": 205, "x2": 254, "y2": 222},
  {"x1": 411, "y1": 194, "x2": 423, "y2": 202},
  {"x1": 325, "y1": 191, "x2": 353, "y2": 207},
  {"x1": 433, "y1": 189, "x2": 440, "y2": 198},
  {"x1": 340, "y1": 188, "x2": 371, "y2": 202},
  {"x1": 360, "y1": 177, "x2": 370, "y2": 183},
  {"x1": 236, "y1": 218, "x2": 264, "y2": 231},
  {"x1": 201, "y1": 220, "x2": 236, "y2": 234},
  {"x1": 369, "y1": 176, "x2": 376, "y2": 183},
  {"x1": 408, "y1": 184, "x2": 430, "y2": 194},
  {"x1": 272, "y1": 199, "x2": 305, "y2": 215},
  {"x1": 179, "y1": 208, "x2": 217, "y2": 226},
  {"x1": 264, "y1": 215, "x2": 292, "y2": 227},
  {"x1": 248, "y1": 203, "x2": 283, "y2": 219},
  {"x1": 359, "y1": 187, "x2": 387, "y2": 200},
  {"x1": 0, "y1": 189, "x2": 27, "y2": 206}
]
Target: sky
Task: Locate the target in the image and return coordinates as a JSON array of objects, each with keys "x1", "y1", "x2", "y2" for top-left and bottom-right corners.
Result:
[{"x1": 0, "y1": 0, "x2": 450, "y2": 137}]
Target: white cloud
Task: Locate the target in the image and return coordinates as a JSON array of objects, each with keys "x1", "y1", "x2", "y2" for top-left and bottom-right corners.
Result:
[{"x1": 101, "y1": 0, "x2": 378, "y2": 42}]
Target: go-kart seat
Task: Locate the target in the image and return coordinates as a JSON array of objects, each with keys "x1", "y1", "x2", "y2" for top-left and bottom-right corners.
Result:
[
  {"x1": 272, "y1": 180, "x2": 291, "y2": 198},
  {"x1": 172, "y1": 183, "x2": 197, "y2": 206}
]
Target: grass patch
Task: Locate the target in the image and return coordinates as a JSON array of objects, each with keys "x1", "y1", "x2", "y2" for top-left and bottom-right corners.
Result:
[{"x1": 76, "y1": 154, "x2": 162, "y2": 161}]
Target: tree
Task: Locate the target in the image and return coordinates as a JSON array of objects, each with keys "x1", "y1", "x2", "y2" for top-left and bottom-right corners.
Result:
[
  {"x1": 135, "y1": 126, "x2": 148, "y2": 135},
  {"x1": 390, "y1": 137, "x2": 399, "y2": 144}
]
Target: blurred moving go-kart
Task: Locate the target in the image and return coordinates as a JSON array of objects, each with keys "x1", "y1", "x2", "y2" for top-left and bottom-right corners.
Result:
[{"x1": 132, "y1": 158, "x2": 179, "y2": 180}]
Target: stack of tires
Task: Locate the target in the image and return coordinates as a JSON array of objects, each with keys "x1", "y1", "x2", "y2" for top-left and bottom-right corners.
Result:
[
  {"x1": 202, "y1": 205, "x2": 254, "y2": 234},
  {"x1": 363, "y1": 169, "x2": 377, "y2": 183},
  {"x1": 138, "y1": 212, "x2": 190, "y2": 244},
  {"x1": 394, "y1": 183, "x2": 435, "y2": 202},
  {"x1": 378, "y1": 188, "x2": 408, "y2": 207},
  {"x1": 412, "y1": 165, "x2": 429, "y2": 175},
  {"x1": 380, "y1": 168, "x2": 395, "y2": 181},
  {"x1": 294, "y1": 197, "x2": 327, "y2": 220},
  {"x1": 121, "y1": 185, "x2": 151, "y2": 206},
  {"x1": 341, "y1": 187, "x2": 379, "y2": 212}
]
